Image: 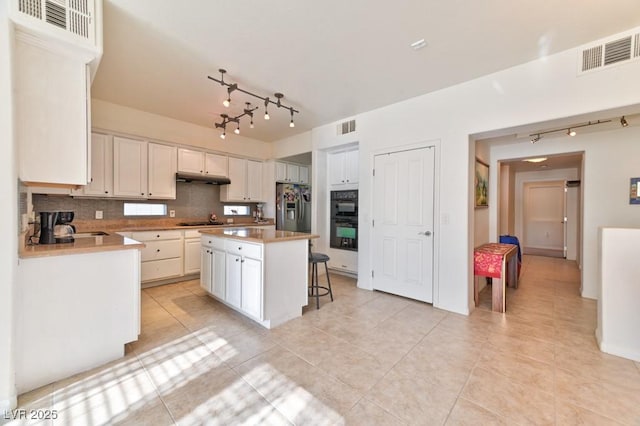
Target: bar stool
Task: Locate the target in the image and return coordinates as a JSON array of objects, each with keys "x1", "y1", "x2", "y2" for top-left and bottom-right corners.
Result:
[{"x1": 309, "y1": 252, "x2": 334, "y2": 309}]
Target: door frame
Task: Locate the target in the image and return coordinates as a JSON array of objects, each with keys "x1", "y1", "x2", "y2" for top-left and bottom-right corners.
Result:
[{"x1": 369, "y1": 139, "x2": 441, "y2": 306}]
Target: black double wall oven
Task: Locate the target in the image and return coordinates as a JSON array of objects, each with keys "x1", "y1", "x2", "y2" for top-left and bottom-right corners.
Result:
[{"x1": 330, "y1": 190, "x2": 358, "y2": 251}]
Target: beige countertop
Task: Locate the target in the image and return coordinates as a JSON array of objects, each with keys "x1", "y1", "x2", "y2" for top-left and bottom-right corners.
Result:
[
  {"x1": 20, "y1": 234, "x2": 145, "y2": 259},
  {"x1": 72, "y1": 218, "x2": 275, "y2": 233},
  {"x1": 200, "y1": 228, "x2": 319, "y2": 243}
]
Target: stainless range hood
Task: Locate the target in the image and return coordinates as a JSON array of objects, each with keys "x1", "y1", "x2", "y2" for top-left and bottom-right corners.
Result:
[{"x1": 175, "y1": 173, "x2": 231, "y2": 185}]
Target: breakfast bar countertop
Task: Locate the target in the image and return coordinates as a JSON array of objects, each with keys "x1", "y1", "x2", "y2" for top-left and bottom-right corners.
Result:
[
  {"x1": 19, "y1": 234, "x2": 145, "y2": 259},
  {"x1": 199, "y1": 228, "x2": 318, "y2": 243}
]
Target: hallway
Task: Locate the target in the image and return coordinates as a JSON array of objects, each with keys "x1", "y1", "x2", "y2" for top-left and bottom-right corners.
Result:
[{"x1": 10, "y1": 256, "x2": 640, "y2": 424}]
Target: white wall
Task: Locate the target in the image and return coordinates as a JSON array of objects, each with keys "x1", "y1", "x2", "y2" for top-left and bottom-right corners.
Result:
[
  {"x1": 492, "y1": 126, "x2": 640, "y2": 299},
  {"x1": 0, "y1": 0, "x2": 18, "y2": 410},
  {"x1": 272, "y1": 131, "x2": 312, "y2": 159},
  {"x1": 92, "y1": 99, "x2": 272, "y2": 160},
  {"x1": 598, "y1": 227, "x2": 640, "y2": 361},
  {"x1": 313, "y1": 27, "x2": 640, "y2": 314}
]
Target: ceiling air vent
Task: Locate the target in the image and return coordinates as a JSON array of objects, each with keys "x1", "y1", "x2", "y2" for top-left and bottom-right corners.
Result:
[
  {"x1": 603, "y1": 36, "x2": 632, "y2": 66},
  {"x1": 338, "y1": 119, "x2": 356, "y2": 135},
  {"x1": 635, "y1": 33, "x2": 640, "y2": 58}
]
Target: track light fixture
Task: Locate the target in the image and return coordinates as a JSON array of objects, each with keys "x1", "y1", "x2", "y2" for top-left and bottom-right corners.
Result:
[
  {"x1": 621, "y1": 116, "x2": 629, "y2": 127},
  {"x1": 208, "y1": 69, "x2": 300, "y2": 138},
  {"x1": 528, "y1": 119, "x2": 616, "y2": 143}
]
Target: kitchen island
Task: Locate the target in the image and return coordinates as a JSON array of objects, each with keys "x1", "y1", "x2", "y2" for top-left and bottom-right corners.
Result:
[
  {"x1": 16, "y1": 234, "x2": 144, "y2": 394},
  {"x1": 200, "y1": 228, "x2": 318, "y2": 328}
]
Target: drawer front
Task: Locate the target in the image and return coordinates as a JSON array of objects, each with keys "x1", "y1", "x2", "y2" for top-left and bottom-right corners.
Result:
[
  {"x1": 225, "y1": 240, "x2": 262, "y2": 259},
  {"x1": 132, "y1": 230, "x2": 183, "y2": 242},
  {"x1": 141, "y1": 239, "x2": 183, "y2": 261},
  {"x1": 141, "y1": 258, "x2": 183, "y2": 282},
  {"x1": 184, "y1": 229, "x2": 203, "y2": 239},
  {"x1": 201, "y1": 236, "x2": 225, "y2": 250}
]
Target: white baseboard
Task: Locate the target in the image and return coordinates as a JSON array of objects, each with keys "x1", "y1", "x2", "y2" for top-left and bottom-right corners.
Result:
[
  {"x1": 0, "y1": 394, "x2": 18, "y2": 412},
  {"x1": 598, "y1": 340, "x2": 640, "y2": 362}
]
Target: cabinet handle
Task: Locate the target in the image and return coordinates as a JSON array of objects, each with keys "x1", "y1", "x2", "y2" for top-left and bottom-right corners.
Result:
[
  {"x1": 104, "y1": 191, "x2": 108, "y2": 194},
  {"x1": 156, "y1": 235, "x2": 160, "y2": 238},
  {"x1": 200, "y1": 170, "x2": 203, "y2": 173},
  {"x1": 241, "y1": 259, "x2": 245, "y2": 263},
  {"x1": 156, "y1": 249, "x2": 160, "y2": 252},
  {"x1": 238, "y1": 246, "x2": 242, "y2": 250},
  {"x1": 141, "y1": 193, "x2": 144, "y2": 195},
  {"x1": 149, "y1": 193, "x2": 152, "y2": 196},
  {"x1": 235, "y1": 258, "x2": 239, "y2": 262}
]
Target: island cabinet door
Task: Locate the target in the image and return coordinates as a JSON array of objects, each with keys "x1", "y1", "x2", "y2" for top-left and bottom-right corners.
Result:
[
  {"x1": 241, "y1": 257, "x2": 262, "y2": 319},
  {"x1": 226, "y1": 254, "x2": 242, "y2": 309},
  {"x1": 200, "y1": 247, "x2": 212, "y2": 293},
  {"x1": 211, "y1": 248, "x2": 226, "y2": 300}
]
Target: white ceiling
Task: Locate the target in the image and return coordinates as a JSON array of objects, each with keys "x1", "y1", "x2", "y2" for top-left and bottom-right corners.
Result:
[{"x1": 92, "y1": 1, "x2": 640, "y2": 142}]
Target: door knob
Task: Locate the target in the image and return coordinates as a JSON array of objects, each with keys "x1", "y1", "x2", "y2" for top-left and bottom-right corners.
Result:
[{"x1": 418, "y1": 231, "x2": 432, "y2": 236}]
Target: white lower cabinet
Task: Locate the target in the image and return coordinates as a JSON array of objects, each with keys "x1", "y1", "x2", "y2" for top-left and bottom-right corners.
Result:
[
  {"x1": 133, "y1": 230, "x2": 183, "y2": 283},
  {"x1": 200, "y1": 234, "x2": 308, "y2": 328},
  {"x1": 224, "y1": 241, "x2": 262, "y2": 319}
]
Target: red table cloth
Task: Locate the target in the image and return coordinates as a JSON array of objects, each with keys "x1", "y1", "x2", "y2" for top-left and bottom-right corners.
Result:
[{"x1": 474, "y1": 243, "x2": 517, "y2": 279}]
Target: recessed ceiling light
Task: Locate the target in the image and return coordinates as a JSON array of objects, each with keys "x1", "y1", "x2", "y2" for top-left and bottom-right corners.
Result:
[
  {"x1": 523, "y1": 157, "x2": 547, "y2": 163},
  {"x1": 410, "y1": 39, "x2": 427, "y2": 50}
]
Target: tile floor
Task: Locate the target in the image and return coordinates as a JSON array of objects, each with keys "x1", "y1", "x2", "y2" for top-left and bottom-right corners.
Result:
[{"x1": 9, "y1": 255, "x2": 640, "y2": 425}]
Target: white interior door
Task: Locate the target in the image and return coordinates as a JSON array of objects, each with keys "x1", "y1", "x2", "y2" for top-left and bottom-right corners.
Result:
[
  {"x1": 372, "y1": 147, "x2": 435, "y2": 303},
  {"x1": 523, "y1": 181, "x2": 565, "y2": 255}
]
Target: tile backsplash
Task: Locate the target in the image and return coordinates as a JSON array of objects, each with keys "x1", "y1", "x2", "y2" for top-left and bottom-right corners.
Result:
[{"x1": 32, "y1": 183, "x2": 258, "y2": 221}]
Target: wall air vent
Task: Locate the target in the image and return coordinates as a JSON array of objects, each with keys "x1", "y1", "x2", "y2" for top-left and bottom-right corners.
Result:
[
  {"x1": 338, "y1": 119, "x2": 357, "y2": 135},
  {"x1": 581, "y1": 45, "x2": 602, "y2": 72},
  {"x1": 603, "y1": 36, "x2": 632, "y2": 66},
  {"x1": 578, "y1": 29, "x2": 640, "y2": 75},
  {"x1": 12, "y1": 0, "x2": 95, "y2": 44}
]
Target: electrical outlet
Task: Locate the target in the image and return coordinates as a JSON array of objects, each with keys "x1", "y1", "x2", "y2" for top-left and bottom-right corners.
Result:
[
  {"x1": 169, "y1": 210, "x2": 176, "y2": 218},
  {"x1": 95, "y1": 210, "x2": 103, "y2": 220},
  {"x1": 227, "y1": 218, "x2": 234, "y2": 224}
]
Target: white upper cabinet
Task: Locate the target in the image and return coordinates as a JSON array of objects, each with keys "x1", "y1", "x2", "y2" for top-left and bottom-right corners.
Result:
[
  {"x1": 16, "y1": 39, "x2": 89, "y2": 185},
  {"x1": 205, "y1": 153, "x2": 228, "y2": 177},
  {"x1": 299, "y1": 166, "x2": 309, "y2": 184},
  {"x1": 113, "y1": 137, "x2": 148, "y2": 198},
  {"x1": 73, "y1": 132, "x2": 113, "y2": 197},
  {"x1": 178, "y1": 148, "x2": 228, "y2": 177},
  {"x1": 275, "y1": 162, "x2": 287, "y2": 182},
  {"x1": 221, "y1": 158, "x2": 264, "y2": 202},
  {"x1": 275, "y1": 161, "x2": 308, "y2": 184},
  {"x1": 246, "y1": 160, "x2": 264, "y2": 201},
  {"x1": 286, "y1": 164, "x2": 300, "y2": 183},
  {"x1": 177, "y1": 148, "x2": 204, "y2": 174},
  {"x1": 329, "y1": 149, "x2": 358, "y2": 187},
  {"x1": 148, "y1": 143, "x2": 177, "y2": 199}
]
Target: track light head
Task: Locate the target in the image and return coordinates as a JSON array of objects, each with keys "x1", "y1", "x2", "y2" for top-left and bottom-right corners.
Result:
[
  {"x1": 289, "y1": 108, "x2": 295, "y2": 128},
  {"x1": 567, "y1": 129, "x2": 576, "y2": 137},
  {"x1": 530, "y1": 134, "x2": 541, "y2": 143},
  {"x1": 621, "y1": 116, "x2": 629, "y2": 127},
  {"x1": 220, "y1": 131, "x2": 226, "y2": 140},
  {"x1": 275, "y1": 93, "x2": 283, "y2": 108}
]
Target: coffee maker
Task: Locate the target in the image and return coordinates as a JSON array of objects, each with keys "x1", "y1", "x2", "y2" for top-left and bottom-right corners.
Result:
[{"x1": 39, "y1": 211, "x2": 75, "y2": 244}]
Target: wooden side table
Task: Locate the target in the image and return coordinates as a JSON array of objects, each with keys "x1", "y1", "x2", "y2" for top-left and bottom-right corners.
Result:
[{"x1": 474, "y1": 243, "x2": 519, "y2": 313}]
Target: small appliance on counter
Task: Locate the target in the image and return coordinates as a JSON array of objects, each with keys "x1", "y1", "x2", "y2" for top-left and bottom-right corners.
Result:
[{"x1": 38, "y1": 211, "x2": 75, "y2": 244}]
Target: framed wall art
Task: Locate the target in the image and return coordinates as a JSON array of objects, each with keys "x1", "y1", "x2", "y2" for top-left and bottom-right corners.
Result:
[
  {"x1": 630, "y1": 177, "x2": 640, "y2": 204},
  {"x1": 475, "y1": 159, "x2": 489, "y2": 208}
]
